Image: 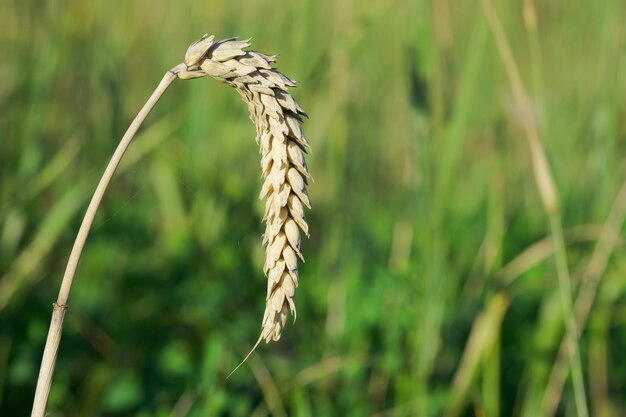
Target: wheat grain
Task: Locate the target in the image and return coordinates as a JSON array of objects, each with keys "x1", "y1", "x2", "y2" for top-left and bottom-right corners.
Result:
[{"x1": 182, "y1": 35, "x2": 311, "y2": 345}]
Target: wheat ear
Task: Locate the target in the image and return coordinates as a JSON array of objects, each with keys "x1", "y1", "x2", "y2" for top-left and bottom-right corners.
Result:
[
  {"x1": 32, "y1": 36, "x2": 309, "y2": 415},
  {"x1": 181, "y1": 35, "x2": 311, "y2": 353}
]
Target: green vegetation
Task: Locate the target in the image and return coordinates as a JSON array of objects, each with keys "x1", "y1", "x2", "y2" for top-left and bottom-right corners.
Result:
[{"x1": 1, "y1": 0, "x2": 625, "y2": 416}]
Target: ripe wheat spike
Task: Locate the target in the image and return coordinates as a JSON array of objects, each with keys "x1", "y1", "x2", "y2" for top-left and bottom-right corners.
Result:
[{"x1": 181, "y1": 35, "x2": 311, "y2": 347}]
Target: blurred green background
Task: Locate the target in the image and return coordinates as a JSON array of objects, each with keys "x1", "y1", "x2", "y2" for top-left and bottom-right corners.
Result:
[{"x1": 1, "y1": 0, "x2": 626, "y2": 416}]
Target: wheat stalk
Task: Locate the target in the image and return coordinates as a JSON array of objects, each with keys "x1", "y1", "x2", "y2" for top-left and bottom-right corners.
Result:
[
  {"x1": 31, "y1": 35, "x2": 309, "y2": 416},
  {"x1": 31, "y1": 65, "x2": 186, "y2": 417},
  {"x1": 181, "y1": 35, "x2": 311, "y2": 360}
]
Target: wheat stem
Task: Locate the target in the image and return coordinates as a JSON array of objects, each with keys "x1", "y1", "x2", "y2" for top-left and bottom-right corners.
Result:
[
  {"x1": 541, "y1": 180, "x2": 626, "y2": 416},
  {"x1": 30, "y1": 63, "x2": 185, "y2": 417},
  {"x1": 544, "y1": 214, "x2": 588, "y2": 417},
  {"x1": 479, "y1": 1, "x2": 588, "y2": 415}
]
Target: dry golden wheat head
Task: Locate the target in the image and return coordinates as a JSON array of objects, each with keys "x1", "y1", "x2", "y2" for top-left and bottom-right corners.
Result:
[{"x1": 181, "y1": 35, "x2": 311, "y2": 346}]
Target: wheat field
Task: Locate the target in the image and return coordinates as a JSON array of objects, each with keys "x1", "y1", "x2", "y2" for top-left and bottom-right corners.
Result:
[{"x1": 1, "y1": 0, "x2": 626, "y2": 416}]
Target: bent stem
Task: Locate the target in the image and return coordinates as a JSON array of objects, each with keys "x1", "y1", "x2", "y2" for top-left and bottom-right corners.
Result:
[{"x1": 31, "y1": 63, "x2": 186, "y2": 417}]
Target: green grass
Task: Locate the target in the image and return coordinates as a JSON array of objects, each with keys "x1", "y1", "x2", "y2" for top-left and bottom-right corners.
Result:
[{"x1": 2, "y1": 0, "x2": 626, "y2": 415}]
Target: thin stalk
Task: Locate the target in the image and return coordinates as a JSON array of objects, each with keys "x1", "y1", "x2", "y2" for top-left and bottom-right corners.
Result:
[
  {"x1": 479, "y1": 0, "x2": 588, "y2": 415},
  {"x1": 542, "y1": 179, "x2": 626, "y2": 416},
  {"x1": 545, "y1": 214, "x2": 588, "y2": 417},
  {"x1": 31, "y1": 63, "x2": 186, "y2": 417}
]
